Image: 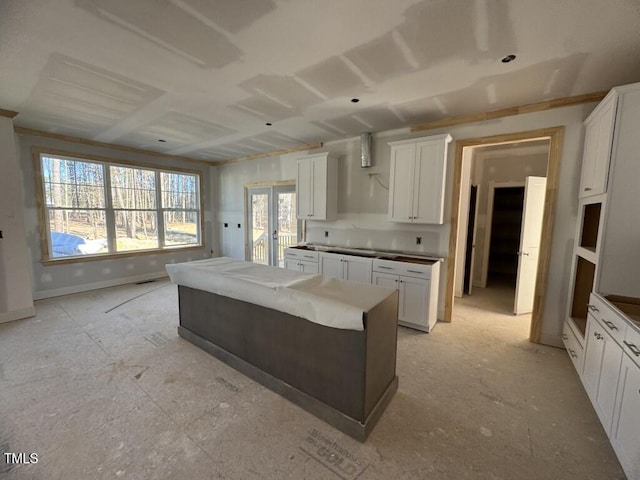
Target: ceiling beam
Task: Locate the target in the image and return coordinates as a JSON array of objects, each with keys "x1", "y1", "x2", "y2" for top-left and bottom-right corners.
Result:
[
  {"x1": 0, "y1": 108, "x2": 19, "y2": 119},
  {"x1": 214, "y1": 142, "x2": 323, "y2": 166},
  {"x1": 410, "y1": 91, "x2": 608, "y2": 132}
]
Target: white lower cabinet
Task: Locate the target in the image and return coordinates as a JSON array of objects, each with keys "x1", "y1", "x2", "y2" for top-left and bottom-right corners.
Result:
[
  {"x1": 579, "y1": 293, "x2": 640, "y2": 480},
  {"x1": 283, "y1": 248, "x2": 319, "y2": 273},
  {"x1": 319, "y1": 252, "x2": 372, "y2": 284},
  {"x1": 372, "y1": 258, "x2": 439, "y2": 332},
  {"x1": 561, "y1": 320, "x2": 584, "y2": 373},
  {"x1": 611, "y1": 353, "x2": 640, "y2": 480},
  {"x1": 582, "y1": 314, "x2": 623, "y2": 433}
]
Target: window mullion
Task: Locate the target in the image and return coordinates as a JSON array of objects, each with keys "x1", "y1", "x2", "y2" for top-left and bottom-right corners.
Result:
[
  {"x1": 104, "y1": 164, "x2": 116, "y2": 253},
  {"x1": 156, "y1": 171, "x2": 165, "y2": 248}
]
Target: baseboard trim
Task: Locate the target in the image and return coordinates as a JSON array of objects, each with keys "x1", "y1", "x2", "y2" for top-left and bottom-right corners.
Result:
[
  {"x1": 0, "y1": 306, "x2": 36, "y2": 324},
  {"x1": 33, "y1": 272, "x2": 169, "y2": 300}
]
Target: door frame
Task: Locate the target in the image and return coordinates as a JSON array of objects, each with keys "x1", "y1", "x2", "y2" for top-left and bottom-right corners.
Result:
[
  {"x1": 463, "y1": 184, "x2": 479, "y2": 295},
  {"x1": 444, "y1": 127, "x2": 564, "y2": 344},
  {"x1": 480, "y1": 181, "x2": 526, "y2": 289},
  {"x1": 243, "y1": 180, "x2": 297, "y2": 265}
]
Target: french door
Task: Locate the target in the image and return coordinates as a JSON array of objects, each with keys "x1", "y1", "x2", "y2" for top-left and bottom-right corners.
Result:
[{"x1": 246, "y1": 184, "x2": 298, "y2": 268}]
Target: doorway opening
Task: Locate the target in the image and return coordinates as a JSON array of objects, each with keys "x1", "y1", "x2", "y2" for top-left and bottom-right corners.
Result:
[
  {"x1": 244, "y1": 181, "x2": 299, "y2": 268},
  {"x1": 445, "y1": 127, "x2": 564, "y2": 343}
]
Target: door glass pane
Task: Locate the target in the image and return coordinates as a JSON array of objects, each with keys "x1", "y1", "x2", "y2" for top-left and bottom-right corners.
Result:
[
  {"x1": 251, "y1": 193, "x2": 269, "y2": 265},
  {"x1": 276, "y1": 192, "x2": 297, "y2": 268}
]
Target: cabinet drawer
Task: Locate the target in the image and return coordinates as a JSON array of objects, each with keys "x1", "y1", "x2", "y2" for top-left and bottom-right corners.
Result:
[
  {"x1": 284, "y1": 248, "x2": 318, "y2": 262},
  {"x1": 562, "y1": 321, "x2": 584, "y2": 373},
  {"x1": 372, "y1": 258, "x2": 432, "y2": 279},
  {"x1": 622, "y1": 326, "x2": 640, "y2": 368},
  {"x1": 589, "y1": 293, "x2": 628, "y2": 346}
]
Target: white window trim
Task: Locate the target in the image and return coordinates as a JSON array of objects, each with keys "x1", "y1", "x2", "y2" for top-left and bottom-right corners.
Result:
[{"x1": 33, "y1": 148, "x2": 204, "y2": 264}]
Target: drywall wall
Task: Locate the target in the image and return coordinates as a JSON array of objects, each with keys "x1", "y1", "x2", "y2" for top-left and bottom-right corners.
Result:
[
  {"x1": 472, "y1": 151, "x2": 549, "y2": 287},
  {"x1": 215, "y1": 102, "x2": 595, "y2": 348},
  {"x1": 0, "y1": 117, "x2": 35, "y2": 323},
  {"x1": 15, "y1": 134, "x2": 214, "y2": 299}
]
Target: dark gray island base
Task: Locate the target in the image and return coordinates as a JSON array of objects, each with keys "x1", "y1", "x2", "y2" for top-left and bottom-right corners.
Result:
[{"x1": 176, "y1": 285, "x2": 399, "y2": 441}]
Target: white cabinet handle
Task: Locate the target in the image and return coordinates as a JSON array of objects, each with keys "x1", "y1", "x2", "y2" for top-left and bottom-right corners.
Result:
[{"x1": 623, "y1": 341, "x2": 640, "y2": 357}]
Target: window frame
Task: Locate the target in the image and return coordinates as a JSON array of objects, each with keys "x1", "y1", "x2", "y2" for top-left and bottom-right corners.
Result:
[{"x1": 33, "y1": 148, "x2": 205, "y2": 264}]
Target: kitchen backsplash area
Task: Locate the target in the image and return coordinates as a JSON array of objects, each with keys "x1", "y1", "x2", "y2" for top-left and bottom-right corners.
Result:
[{"x1": 304, "y1": 214, "x2": 448, "y2": 257}]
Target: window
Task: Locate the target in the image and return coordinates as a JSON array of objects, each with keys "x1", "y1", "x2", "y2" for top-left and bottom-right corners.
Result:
[{"x1": 37, "y1": 152, "x2": 202, "y2": 261}]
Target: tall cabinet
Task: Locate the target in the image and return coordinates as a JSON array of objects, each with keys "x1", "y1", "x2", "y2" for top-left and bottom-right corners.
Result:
[
  {"x1": 562, "y1": 82, "x2": 640, "y2": 480},
  {"x1": 565, "y1": 82, "x2": 640, "y2": 350}
]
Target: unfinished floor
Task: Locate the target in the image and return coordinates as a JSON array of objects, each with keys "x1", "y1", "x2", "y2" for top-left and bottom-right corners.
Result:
[{"x1": 0, "y1": 280, "x2": 626, "y2": 479}]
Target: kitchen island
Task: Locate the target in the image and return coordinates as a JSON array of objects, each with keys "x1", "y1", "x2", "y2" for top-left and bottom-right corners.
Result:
[{"x1": 167, "y1": 257, "x2": 399, "y2": 441}]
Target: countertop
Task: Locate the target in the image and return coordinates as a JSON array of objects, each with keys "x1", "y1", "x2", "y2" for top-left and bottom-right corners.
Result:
[{"x1": 289, "y1": 244, "x2": 444, "y2": 265}]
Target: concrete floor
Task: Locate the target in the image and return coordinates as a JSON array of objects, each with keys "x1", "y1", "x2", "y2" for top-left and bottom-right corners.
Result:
[{"x1": 0, "y1": 280, "x2": 626, "y2": 479}]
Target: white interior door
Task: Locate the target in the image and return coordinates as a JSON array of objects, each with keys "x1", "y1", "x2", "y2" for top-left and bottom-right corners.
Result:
[{"x1": 514, "y1": 176, "x2": 547, "y2": 314}]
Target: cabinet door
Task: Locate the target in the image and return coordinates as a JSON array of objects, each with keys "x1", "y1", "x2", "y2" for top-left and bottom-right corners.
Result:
[
  {"x1": 579, "y1": 97, "x2": 616, "y2": 198},
  {"x1": 310, "y1": 156, "x2": 327, "y2": 219},
  {"x1": 296, "y1": 159, "x2": 313, "y2": 218},
  {"x1": 319, "y1": 252, "x2": 344, "y2": 279},
  {"x1": 373, "y1": 272, "x2": 398, "y2": 289},
  {"x1": 413, "y1": 139, "x2": 447, "y2": 224},
  {"x1": 595, "y1": 329, "x2": 623, "y2": 432},
  {"x1": 343, "y1": 256, "x2": 372, "y2": 284},
  {"x1": 582, "y1": 315, "x2": 606, "y2": 401},
  {"x1": 388, "y1": 144, "x2": 415, "y2": 222},
  {"x1": 611, "y1": 355, "x2": 640, "y2": 480},
  {"x1": 399, "y1": 275, "x2": 429, "y2": 328},
  {"x1": 583, "y1": 315, "x2": 623, "y2": 433},
  {"x1": 284, "y1": 258, "x2": 300, "y2": 271},
  {"x1": 299, "y1": 260, "x2": 319, "y2": 274}
]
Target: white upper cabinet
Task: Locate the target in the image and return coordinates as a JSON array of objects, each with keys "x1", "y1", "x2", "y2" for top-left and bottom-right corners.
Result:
[
  {"x1": 388, "y1": 134, "x2": 452, "y2": 224},
  {"x1": 579, "y1": 92, "x2": 617, "y2": 198},
  {"x1": 296, "y1": 153, "x2": 337, "y2": 221}
]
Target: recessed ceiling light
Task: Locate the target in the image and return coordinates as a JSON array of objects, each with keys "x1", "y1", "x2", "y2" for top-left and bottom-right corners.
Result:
[
  {"x1": 501, "y1": 54, "x2": 516, "y2": 63},
  {"x1": 158, "y1": 139, "x2": 167, "y2": 142},
  {"x1": 351, "y1": 98, "x2": 360, "y2": 103},
  {"x1": 265, "y1": 122, "x2": 272, "y2": 126}
]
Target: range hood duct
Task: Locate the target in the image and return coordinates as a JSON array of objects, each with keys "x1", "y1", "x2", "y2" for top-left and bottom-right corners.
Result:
[{"x1": 360, "y1": 132, "x2": 373, "y2": 168}]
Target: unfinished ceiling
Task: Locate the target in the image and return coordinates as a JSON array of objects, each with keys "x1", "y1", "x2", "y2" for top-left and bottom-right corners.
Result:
[{"x1": 1, "y1": 0, "x2": 639, "y2": 162}]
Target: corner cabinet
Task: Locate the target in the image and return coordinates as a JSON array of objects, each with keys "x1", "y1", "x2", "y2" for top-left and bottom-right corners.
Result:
[
  {"x1": 296, "y1": 153, "x2": 337, "y2": 221},
  {"x1": 387, "y1": 134, "x2": 452, "y2": 224}
]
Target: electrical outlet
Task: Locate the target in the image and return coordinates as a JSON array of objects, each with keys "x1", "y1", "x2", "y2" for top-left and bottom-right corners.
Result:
[
  {"x1": 324, "y1": 231, "x2": 329, "y2": 238},
  {"x1": 237, "y1": 224, "x2": 241, "y2": 228},
  {"x1": 416, "y1": 236, "x2": 422, "y2": 245},
  {"x1": 224, "y1": 223, "x2": 228, "y2": 228}
]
